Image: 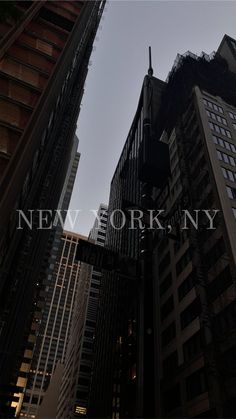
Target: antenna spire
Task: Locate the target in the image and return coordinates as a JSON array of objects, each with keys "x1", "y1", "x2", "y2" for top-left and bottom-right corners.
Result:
[{"x1": 148, "y1": 46, "x2": 153, "y2": 76}]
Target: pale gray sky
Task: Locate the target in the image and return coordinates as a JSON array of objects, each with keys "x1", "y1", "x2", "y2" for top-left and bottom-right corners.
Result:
[{"x1": 66, "y1": 0, "x2": 236, "y2": 236}]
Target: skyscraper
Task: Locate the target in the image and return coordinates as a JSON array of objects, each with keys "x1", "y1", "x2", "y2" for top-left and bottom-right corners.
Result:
[
  {"x1": 12, "y1": 134, "x2": 80, "y2": 418},
  {"x1": 89, "y1": 63, "x2": 166, "y2": 419},
  {"x1": 57, "y1": 204, "x2": 108, "y2": 419},
  {"x1": 20, "y1": 230, "x2": 86, "y2": 419},
  {"x1": 0, "y1": 1, "x2": 105, "y2": 416},
  {"x1": 89, "y1": 35, "x2": 236, "y2": 418},
  {"x1": 154, "y1": 35, "x2": 236, "y2": 419}
]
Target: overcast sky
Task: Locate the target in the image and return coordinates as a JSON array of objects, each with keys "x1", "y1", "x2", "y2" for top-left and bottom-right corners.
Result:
[{"x1": 65, "y1": 0, "x2": 236, "y2": 236}]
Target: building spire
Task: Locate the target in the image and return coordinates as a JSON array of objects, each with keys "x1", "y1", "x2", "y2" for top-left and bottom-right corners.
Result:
[{"x1": 148, "y1": 46, "x2": 153, "y2": 76}]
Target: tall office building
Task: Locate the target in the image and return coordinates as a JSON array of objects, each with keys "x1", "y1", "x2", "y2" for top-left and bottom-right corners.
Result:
[
  {"x1": 10, "y1": 133, "x2": 80, "y2": 417},
  {"x1": 16, "y1": 133, "x2": 80, "y2": 418},
  {"x1": 89, "y1": 35, "x2": 236, "y2": 418},
  {"x1": 57, "y1": 204, "x2": 108, "y2": 418},
  {"x1": 20, "y1": 230, "x2": 86, "y2": 419},
  {"x1": 154, "y1": 36, "x2": 236, "y2": 419},
  {"x1": 0, "y1": 1, "x2": 105, "y2": 416}
]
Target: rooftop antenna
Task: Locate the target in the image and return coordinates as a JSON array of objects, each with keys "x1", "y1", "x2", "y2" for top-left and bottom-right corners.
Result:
[{"x1": 148, "y1": 46, "x2": 153, "y2": 76}]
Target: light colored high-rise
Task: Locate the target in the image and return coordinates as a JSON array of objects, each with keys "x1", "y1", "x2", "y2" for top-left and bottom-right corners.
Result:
[
  {"x1": 57, "y1": 204, "x2": 108, "y2": 418},
  {"x1": 20, "y1": 230, "x2": 86, "y2": 418}
]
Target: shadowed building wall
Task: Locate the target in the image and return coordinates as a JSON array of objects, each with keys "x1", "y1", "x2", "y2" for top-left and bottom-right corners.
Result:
[{"x1": 0, "y1": 1, "x2": 105, "y2": 416}]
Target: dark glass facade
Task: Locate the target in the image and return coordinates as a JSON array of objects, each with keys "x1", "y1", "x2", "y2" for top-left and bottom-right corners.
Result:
[{"x1": 89, "y1": 35, "x2": 236, "y2": 418}]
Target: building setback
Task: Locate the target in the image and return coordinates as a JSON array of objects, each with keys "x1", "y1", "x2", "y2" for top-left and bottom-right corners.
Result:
[
  {"x1": 89, "y1": 35, "x2": 236, "y2": 418},
  {"x1": 57, "y1": 204, "x2": 108, "y2": 419},
  {"x1": 0, "y1": 1, "x2": 105, "y2": 417}
]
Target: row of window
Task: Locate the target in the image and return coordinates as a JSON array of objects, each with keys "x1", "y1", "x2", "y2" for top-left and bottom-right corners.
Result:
[
  {"x1": 162, "y1": 331, "x2": 203, "y2": 378},
  {"x1": 162, "y1": 297, "x2": 201, "y2": 347},
  {"x1": 160, "y1": 268, "x2": 195, "y2": 302},
  {"x1": 203, "y1": 98, "x2": 223, "y2": 114},
  {"x1": 222, "y1": 167, "x2": 236, "y2": 182},
  {"x1": 227, "y1": 186, "x2": 236, "y2": 200},
  {"x1": 209, "y1": 122, "x2": 232, "y2": 138},
  {"x1": 213, "y1": 135, "x2": 236, "y2": 153},
  {"x1": 162, "y1": 367, "x2": 207, "y2": 413},
  {"x1": 217, "y1": 149, "x2": 236, "y2": 167},
  {"x1": 206, "y1": 110, "x2": 227, "y2": 126},
  {"x1": 204, "y1": 97, "x2": 236, "y2": 128}
]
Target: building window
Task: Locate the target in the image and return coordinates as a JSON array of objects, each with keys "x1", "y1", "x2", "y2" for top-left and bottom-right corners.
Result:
[
  {"x1": 183, "y1": 330, "x2": 202, "y2": 362},
  {"x1": 227, "y1": 186, "x2": 236, "y2": 199},
  {"x1": 162, "y1": 351, "x2": 178, "y2": 378},
  {"x1": 207, "y1": 265, "x2": 233, "y2": 302},
  {"x1": 83, "y1": 342, "x2": 93, "y2": 349},
  {"x1": 180, "y1": 297, "x2": 200, "y2": 329},
  {"x1": 78, "y1": 377, "x2": 90, "y2": 387},
  {"x1": 161, "y1": 322, "x2": 176, "y2": 347},
  {"x1": 76, "y1": 390, "x2": 88, "y2": 400},
  {"x1": 161, "y1": 295, "x2": 174, "y2": 321},
  {"x1": 186, "y1": 368, "x2": 207, "y2": 400},
  {"x1": 81, "y1": 353, "x2": 93, "y2": 360},
  {"x1": 163, "y1": 383, "x2": 181, "y2": 413},
  {"x1": 75, "y1": 405, "x2": 87, "y2": 415},
  {"x1": 39, "y1": 6, "x2": 74, "y2": 32},
  {"x1": 80, "y1": 364, "x2": 91, "y2": 373},
  {"x1": 159, "y1": 273, "x2": 172, "y2": 296},
  {"x1": 229, "y1": 111, "x2": 236, "y2": 120},
  {"x1": 176, "y1": 247, "x2": 192, "y2": 276},
  {"x1": 178, "y1": 270, "x2": 195, "y2": 301},
  {"x1": 204, "y1": 236, "x2": 225, "y2": 270}
]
